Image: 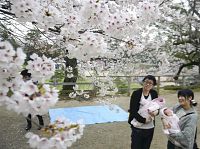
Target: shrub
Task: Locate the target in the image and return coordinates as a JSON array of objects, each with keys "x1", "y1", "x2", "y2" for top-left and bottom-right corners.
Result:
[
  {"x1": 163, "y1": 84, "x2": 200, "y2": 91},
  {"x1": 114, "y1": 77, "x2": 128, "y2": 94},
  {"x1": 163, "y1": 85, "x2": 184, "y2": 90}
]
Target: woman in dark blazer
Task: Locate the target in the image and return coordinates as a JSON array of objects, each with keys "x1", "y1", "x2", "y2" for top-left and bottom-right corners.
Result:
[{"x1": 128, "y1": 75, "x2": 158, "y2": 149}]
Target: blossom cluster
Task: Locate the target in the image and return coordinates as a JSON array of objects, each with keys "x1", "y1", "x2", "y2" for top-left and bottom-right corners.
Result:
[
  {"x1": 8, "y1": 81, "x2": 58, "y2": 117},
  {"x1": 26, "y1": 53, "x2": 56, "y2": 83},
  {"x1": 0, "y1": 40, "x2": 85, "y2": 148},
  {"x1": 0, "y1": 41, "x2": 58, "y2": 116},
  {"x1": 25, "y1": 118, "x2": 85, "y2": 149},
  {"x1": 69, "y1": 84, "x2": 90, "y2": 99},
  {"x1": 92, "y1": 76, "x2": 118, "y2": 96},
  {"x1": 0, "y1": 41, "x2": 26, "y2": 105},
  {"x1": 0, "y1": 41, "x2": 26, "y2": 79},
  {"x1": 67, "y1": 32, "x2": 108, "y2": 61},
  {"x1": 9, "y1": 0, "x2": 161, "y2": 61}
]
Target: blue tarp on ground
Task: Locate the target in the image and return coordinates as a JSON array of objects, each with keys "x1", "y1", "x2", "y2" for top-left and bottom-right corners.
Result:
[{"x1": 49, "y1": 105, "x2": 128, "y2": 125}]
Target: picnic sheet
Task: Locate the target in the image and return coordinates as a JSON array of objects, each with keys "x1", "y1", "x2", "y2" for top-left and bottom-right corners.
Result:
[{"x1": 49, "y1": 105, "x2": 128, "y2": 125}]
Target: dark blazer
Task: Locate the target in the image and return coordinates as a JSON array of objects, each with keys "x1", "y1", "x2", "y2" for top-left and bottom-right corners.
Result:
[{"x1": 128, "y1": 88, "x2": 158, "y2": 125}]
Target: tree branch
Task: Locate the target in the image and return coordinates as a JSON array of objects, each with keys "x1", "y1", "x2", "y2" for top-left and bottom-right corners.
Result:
[
  {"x1": 0, "y1": 8, "x2": 15, "y2": 16},
  {"x1": 174, "y1": 61, "x2": 200, "y2": 80}
]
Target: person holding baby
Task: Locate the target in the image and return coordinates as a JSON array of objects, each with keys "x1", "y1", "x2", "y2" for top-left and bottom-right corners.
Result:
[
  {"x1": 161, "y1": 89, "x2": 198, "y2": 149},
  {"x1": 128, "y1": 75, "x2": 159, "y2": 149}
]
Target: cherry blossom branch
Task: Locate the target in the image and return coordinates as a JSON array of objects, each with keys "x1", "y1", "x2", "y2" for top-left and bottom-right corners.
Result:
[
  {"x1": 0, "y1": 8, "x2": 15, "y2": 16},
  {"x1": 33, "y1": 24, "x2": 57, "y2": 45}
]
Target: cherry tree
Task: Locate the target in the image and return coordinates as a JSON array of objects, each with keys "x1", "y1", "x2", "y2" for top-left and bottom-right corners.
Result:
[
  {"x1": 0, "y1": 0, "x2": 169, "y2": 148},
  {"x1": 153, "y1": 0, "x2": 200, "y2": 79}
]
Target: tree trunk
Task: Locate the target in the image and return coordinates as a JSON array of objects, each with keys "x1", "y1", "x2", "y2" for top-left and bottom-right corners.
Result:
[
  {"x1": 199, "y1": 63, "x2": 200, "y2": 74},
  {"x1": 174, "y1": 62, "x2": 199, "y2": 80},
  {"x1": 62, "y1": 57, "x2": 78, "y2": 95}
]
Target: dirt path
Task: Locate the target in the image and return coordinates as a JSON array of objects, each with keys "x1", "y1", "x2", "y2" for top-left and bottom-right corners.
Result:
[{"x1": 0, "y1": 92, "x2": 199, "y2": 149}]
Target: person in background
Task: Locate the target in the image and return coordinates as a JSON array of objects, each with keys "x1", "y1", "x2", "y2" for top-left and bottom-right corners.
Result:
[
  {"x1": 163, "y1": 89, "x2": 198, "y2": 149},
  {"x1": 20, "y1": 69, "x2": 44, "y2": 131},
  {"x1": 128, "y1": 75, "x2": 158, "y2": 149}
]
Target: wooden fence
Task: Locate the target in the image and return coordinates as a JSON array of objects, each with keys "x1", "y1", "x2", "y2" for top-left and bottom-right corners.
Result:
[{"x1": 48, "y1": 75, "x2": 199, "y2": 96}]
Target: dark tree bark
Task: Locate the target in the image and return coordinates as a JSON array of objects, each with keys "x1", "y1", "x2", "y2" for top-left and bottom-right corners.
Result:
[
  {"x1": 174, "y1": 61, "x2": 200, "y2": 80},
  {"x1": 62, "y1": 57, "x2": 78, "y2": 92}
]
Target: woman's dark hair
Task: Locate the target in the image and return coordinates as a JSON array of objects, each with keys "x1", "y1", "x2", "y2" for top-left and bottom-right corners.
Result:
[
  {"x1": 178, "y1": 89, "x2": 197, "y2": 106},
  {"x1": 142, "y1": 75, "x2": 157, "y2": 86},
  {"x1": 20, "y1": 69, "x2": 31, "y2": 78}
]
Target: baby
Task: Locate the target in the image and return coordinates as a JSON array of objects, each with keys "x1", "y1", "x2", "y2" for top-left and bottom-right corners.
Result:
[
  {"x1": 131, "y1": 97, "x2": 165, "y2": 127},
  {"x1": 160, "y1": 107, "x2": 180, "y2": 134},
  {"x1": 160, "y1": 107, "x2": 181, "y2": 147}
]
